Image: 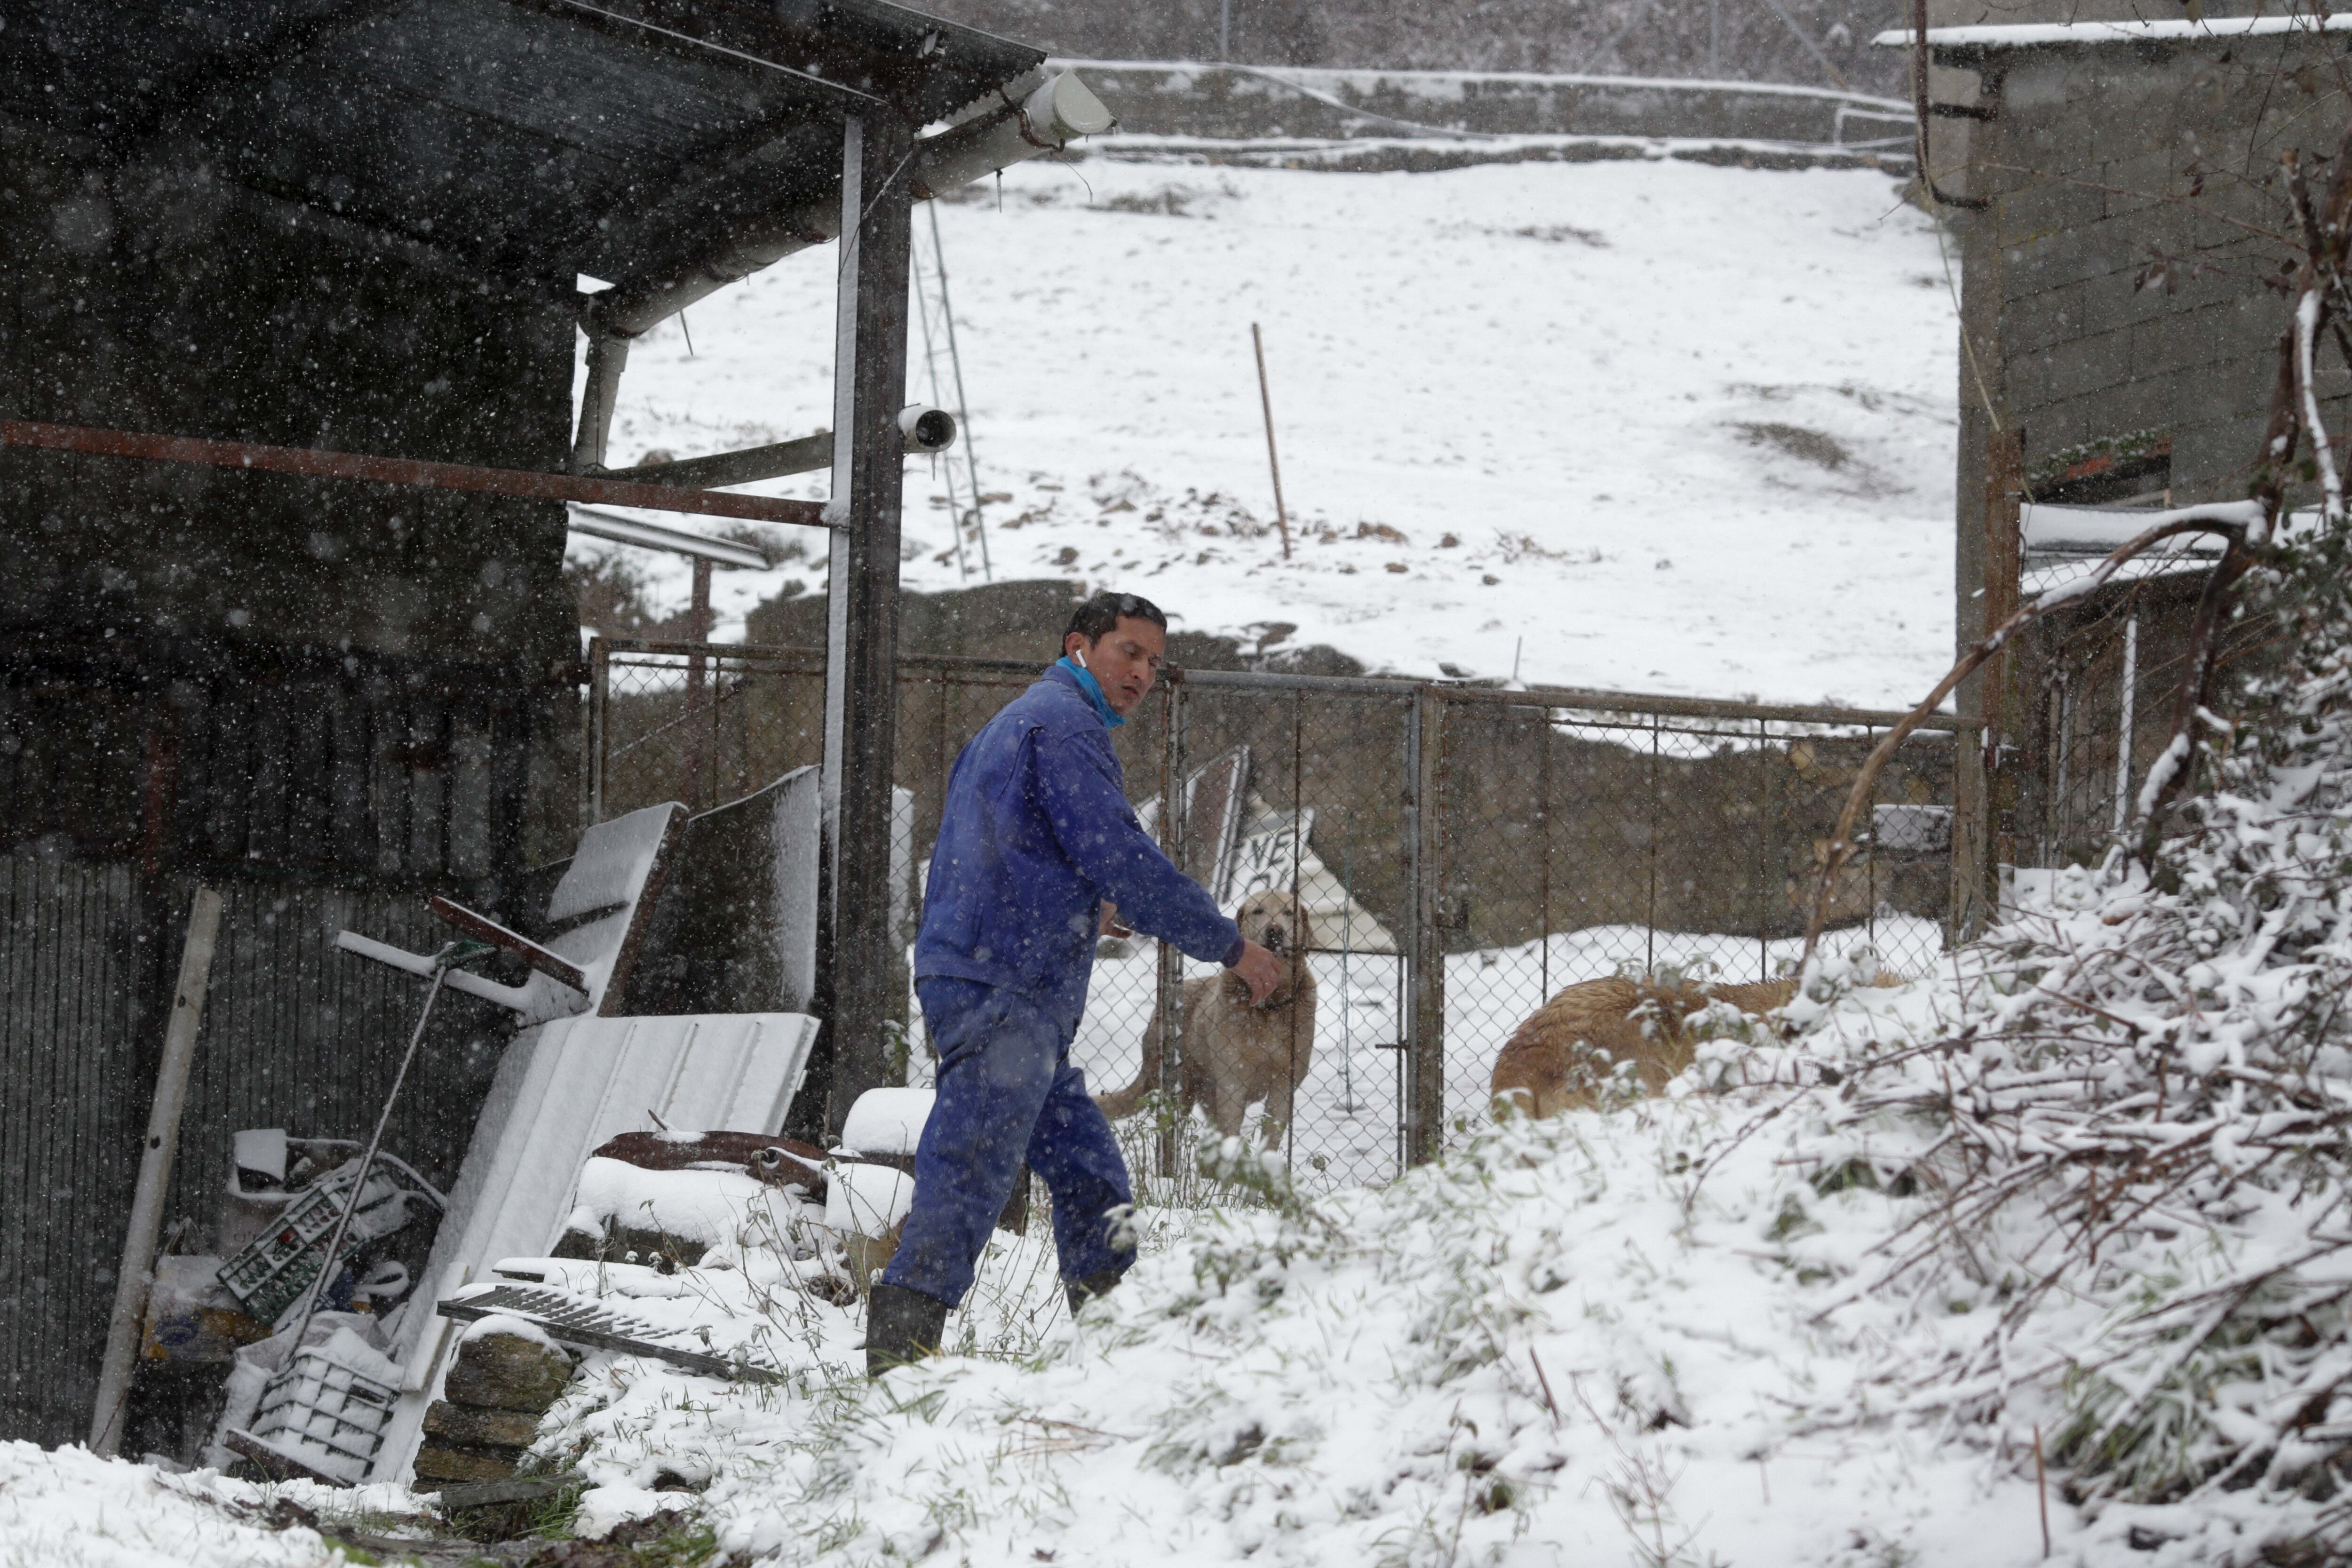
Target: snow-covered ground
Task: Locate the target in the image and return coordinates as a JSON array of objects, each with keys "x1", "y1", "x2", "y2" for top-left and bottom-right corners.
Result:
[
  {"x1": 583, "y1": 153, "x2": 1959, "y2": 707},
  {"x1": 16, "y1": 926, "x2": 2308, "y2": 1568},
  {"x1": 8, "y1": 1068, "x2": 2076, "y2": 1568}
]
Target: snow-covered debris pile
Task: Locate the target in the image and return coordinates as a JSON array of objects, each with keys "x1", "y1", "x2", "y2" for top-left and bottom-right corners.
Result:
[{"x1": 0, "y1": 1441, "x2": 399, "y2": 1567}]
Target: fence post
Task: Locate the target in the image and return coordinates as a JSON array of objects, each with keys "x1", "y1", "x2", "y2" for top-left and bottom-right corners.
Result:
[
  {"x1": 1155, "y1": 677, "x2": 1186, "y2": 1180},
  {"x1": 586, "y1": 636, "x2": 609, "y2": 827},
  {"x1": 1402, "y1": 687, "x2": 1446, "y2": 1165},
  {"x1": 683, "y1": 559, "x2": 714, "y2": 809},
  {"x1": 1954, "y1": 427, "x2": 2025, "y2": 938}
]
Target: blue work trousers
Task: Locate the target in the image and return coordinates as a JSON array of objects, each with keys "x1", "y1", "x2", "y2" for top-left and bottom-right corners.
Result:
[{"x1": 879, "y1": 978, "x2": 1136, "y2": 1307}]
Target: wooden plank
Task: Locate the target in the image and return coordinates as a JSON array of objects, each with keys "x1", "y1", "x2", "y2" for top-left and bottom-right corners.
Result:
[{"x1": 428, "y1": 896, "x2": 588, "y2": 993}]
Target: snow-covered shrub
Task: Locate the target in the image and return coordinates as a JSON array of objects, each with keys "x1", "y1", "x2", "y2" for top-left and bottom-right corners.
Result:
[{"x1": 1751, "y1": 517, "x2": 2352, "y2": 1559}]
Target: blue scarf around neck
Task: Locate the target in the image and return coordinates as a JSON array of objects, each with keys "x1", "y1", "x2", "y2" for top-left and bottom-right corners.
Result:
[{"x1": 1056, "y1": 655, "x2": 1125, "y2": 728}]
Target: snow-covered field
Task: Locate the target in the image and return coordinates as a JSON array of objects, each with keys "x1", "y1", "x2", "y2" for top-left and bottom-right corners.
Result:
[{"x1": 585, "y1": 153, "x2": 1959, "y2": 707}]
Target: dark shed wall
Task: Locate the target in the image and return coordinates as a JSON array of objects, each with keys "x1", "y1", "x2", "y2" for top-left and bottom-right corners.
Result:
[
  {"x1": 0, "y1": 119, "x2": 578, "y2": 1446},
  {"x1": 0, "y1": 122, "x2": 579, "y2": 665}
]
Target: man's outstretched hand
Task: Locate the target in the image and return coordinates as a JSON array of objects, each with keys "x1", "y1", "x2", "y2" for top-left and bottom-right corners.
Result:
[{"x1": 1231, "y1": 939, "x2": 1284, "y2": 1006}]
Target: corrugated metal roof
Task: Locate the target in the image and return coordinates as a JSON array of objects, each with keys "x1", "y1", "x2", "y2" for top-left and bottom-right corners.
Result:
[{"x1": 0, "y1": 0, "x2": 1042, "y2": 289}]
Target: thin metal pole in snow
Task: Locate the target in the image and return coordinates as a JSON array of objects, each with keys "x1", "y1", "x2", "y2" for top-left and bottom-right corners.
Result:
[
  {"x1": 2112, "y1": 610, "x2": 2139, "y2": 835},
  {"x1": 1250, "y1": 324, "x2": 1293, "y2": 559},
  {"x1": 281, "y1": 944, "x2": 477, "y2": 1356},
  {"x1": 1339, "y1": 843, "x2": 1356, "y2": 1117}
]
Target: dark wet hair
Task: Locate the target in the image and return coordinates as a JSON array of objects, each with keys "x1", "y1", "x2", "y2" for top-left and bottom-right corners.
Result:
[{"x1": 1065, "y1": 591, "x2": 1168, "y2": 646}]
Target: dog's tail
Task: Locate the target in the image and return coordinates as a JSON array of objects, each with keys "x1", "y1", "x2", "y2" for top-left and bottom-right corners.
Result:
[{"x1": 1093, "y1": 993, "x2": 1165, "y2": 1121}]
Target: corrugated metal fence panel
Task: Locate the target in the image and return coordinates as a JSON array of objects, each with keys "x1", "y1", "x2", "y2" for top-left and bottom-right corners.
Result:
[
  {"x1": 0, "y1": 855, "x2": 513, "y2": 1449},
  {"x1": 1, "y1": 642, "x2": 535, "y2": 893},
  {"x1": 164, "y1": 880, "x2": 507, "y2": 1246},
  {"x1": 0, "y1": 853, "x2": 151, "y2": 1448}
]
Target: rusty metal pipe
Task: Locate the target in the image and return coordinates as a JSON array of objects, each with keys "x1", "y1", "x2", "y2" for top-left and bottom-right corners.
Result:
[{"x1": 0, "y1": 418, "x2": 834, "y2": 529}]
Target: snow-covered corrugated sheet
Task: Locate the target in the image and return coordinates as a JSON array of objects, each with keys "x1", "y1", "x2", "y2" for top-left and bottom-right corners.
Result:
[{"x1": 368, "y1": 1011, "x2": 819, "y2": 1480}]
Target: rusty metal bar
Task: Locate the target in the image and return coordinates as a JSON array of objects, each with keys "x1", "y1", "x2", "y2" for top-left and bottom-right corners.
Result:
[
  {"x1": 586, "y1": 639, "x2": 1983, "y2": 732},
  {"x1": 1401, "y1": 689, "x2": 1445, "y2": 1166},
  {"x1": 0, "y1": 418, "x2": 834, "y2": 529},
  {"x1": 683, "y1": 559, "x2": 715, "y2": 809}
]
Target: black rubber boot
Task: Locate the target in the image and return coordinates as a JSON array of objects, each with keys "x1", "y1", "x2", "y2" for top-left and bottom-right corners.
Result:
[
  {"x1": 865, "y1": 1282, "x2": 950, "y2": 1376},
  {"x1": 1065, "y1": 1266, "x2": 1126, "y2": 1317}
]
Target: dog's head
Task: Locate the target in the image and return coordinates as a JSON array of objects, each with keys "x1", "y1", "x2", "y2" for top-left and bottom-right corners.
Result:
[{"x1": 1234, "y1": 888, "x2": 1315, "y2": 970}]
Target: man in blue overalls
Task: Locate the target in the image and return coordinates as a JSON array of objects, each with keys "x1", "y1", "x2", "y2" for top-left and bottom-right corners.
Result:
[{"x1": 866, "y1": 590, "x2": 1283, "y2": 1372}]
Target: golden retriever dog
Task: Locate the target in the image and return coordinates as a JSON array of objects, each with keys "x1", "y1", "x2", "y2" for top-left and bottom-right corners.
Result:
[
  {"x1": 1490, "y1": 974, "x2": 1802, "y2": 1118},
  {"x1": 1096, "y1": 889, "x2": 1318, "y2": 1146}
]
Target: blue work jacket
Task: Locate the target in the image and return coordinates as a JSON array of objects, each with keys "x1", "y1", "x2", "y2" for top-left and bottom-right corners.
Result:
[{"x1": 914, "y1": 663, "x2": 1241, "y2": 1031}]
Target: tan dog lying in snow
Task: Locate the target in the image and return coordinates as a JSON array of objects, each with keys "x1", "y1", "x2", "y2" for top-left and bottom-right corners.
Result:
[
  {"x1": 1490, "y1": 974, "x2": 1807, "y2": 1118},
  {"x1": 1096, "y1": 889, "x2": 1318, "y2": 1146}
]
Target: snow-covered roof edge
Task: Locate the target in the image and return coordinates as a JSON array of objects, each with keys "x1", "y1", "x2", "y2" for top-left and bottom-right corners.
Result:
[
  {"x1": 1874, "y1": 12, "x2": 2352, "y2": 49},
  {"x1": 1048, "y1": 57, "x2": 1908, "y2": 112}
]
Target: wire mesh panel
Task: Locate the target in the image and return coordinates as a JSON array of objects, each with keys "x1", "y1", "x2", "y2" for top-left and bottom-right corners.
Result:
[
  {"x1": 1434, "y1": 697, "x2": 1957, "y2": 1135},
  {"x1": 1070, "y1": 677, "x2": 1418, "y2": 1197},
  {"x1": 586, "y1": 642, "x2": 1967, "y2": 1194},
  {"x1": 2011, "y1": 560, "x2": 2263, "y2": 874},
  {"x1": 592, "y1": 640, "x2": 826, "y2": 820}
]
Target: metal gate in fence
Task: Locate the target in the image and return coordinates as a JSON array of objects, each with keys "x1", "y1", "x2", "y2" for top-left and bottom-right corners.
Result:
[
  {"x1": 2011, "y1": 549, "x2": 2277, "y2": 877},
  {"x1": 587, "y1": 637, "x2": 1966, "y2": 1193}
]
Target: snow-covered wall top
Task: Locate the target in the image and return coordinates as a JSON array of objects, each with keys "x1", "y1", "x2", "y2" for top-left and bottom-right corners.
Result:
[
  {"x1": 1875, "y1": 12, "x2": 2352, "y2": 49},
  {"x1": 1049, "y1": 59, "x2": 1905, "y2": 146}
]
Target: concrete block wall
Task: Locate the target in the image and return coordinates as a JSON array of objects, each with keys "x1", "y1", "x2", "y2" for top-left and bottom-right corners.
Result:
[
  {"x1": 1954, "y1": 33, "x2": 2352, "y2": 513},
  {"x1": 1056, "y1": 59, "x2": 1906, "y2": 146},
  {"x1": 1942, "y1": 28, "x2": 2349, "y2": 916}
]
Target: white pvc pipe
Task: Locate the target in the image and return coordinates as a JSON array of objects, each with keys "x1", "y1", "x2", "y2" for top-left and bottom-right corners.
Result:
[{"x1": 90, "y1": 886, "x2": 224, "y2": 1457}]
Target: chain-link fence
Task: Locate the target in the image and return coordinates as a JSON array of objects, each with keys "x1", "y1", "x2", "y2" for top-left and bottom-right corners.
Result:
[
  {"x1": 1430, "y1": 695, "x2": 1955, "y2": 1142},
  {"x1": 587, "y1": 638, "x2": 1964, "y2": 1193},
  {"x1": 2012, "y1": 550, "x2": 2274, "y2": 876}
]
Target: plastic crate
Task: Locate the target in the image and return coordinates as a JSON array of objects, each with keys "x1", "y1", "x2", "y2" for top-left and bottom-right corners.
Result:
[
  {"x1": 215, "y1": 1158, "x2": 439, "y2": 1325},
  {"x1": 246, "y1": 1341, "x2": 401, "y2": 1484}
]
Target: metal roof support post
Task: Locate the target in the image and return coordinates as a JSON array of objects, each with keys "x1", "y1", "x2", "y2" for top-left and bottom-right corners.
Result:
[
  {"x1": 571, "y1": 330, "x2": 629, "y2": 474},
  {"x1": 820, "y1": 109, "x2": 917, "y2": 1140}
]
